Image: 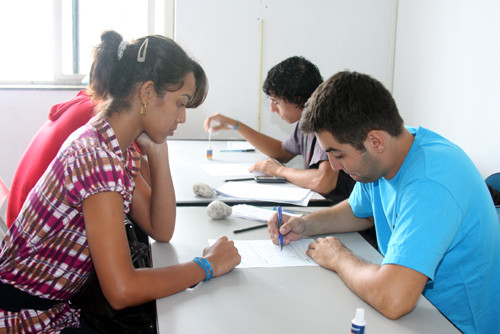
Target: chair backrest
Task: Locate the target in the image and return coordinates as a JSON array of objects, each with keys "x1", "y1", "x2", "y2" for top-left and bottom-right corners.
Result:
[
  {"x1": 485, "y1": 172, "x2": 500, "y2": 192},
  {"x1": 0, "y1": 177, "x2": 9, "y2": 236},
  {"x1": 485, "y1": 173, "x2": 500, "y2": 223},
  {"x1": 0, "y1": 177, "x2": 8, "y2": 208}
]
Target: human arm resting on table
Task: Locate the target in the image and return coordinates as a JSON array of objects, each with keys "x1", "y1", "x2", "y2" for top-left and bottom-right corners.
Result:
[
  {"x1": 307, "y1": 237, "x2": 428, "y2": 319},
  {"x1": 83, "y1": 191, "x2": 241, "y2": 310},
  {"x1": 250, "y1": 159, "x2": 339, "y2": 195}
]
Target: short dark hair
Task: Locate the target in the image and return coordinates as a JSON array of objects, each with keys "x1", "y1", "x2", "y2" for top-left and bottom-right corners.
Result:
[
  {"x1": 89, "y1": 30, "x2": 208, "y2": 116},
  {"x1": 300, "y1": 71, "x2": 404, "y2": 151},
  {"x1": 262, "y1": 56, "x2": 322, "y2": 109}
]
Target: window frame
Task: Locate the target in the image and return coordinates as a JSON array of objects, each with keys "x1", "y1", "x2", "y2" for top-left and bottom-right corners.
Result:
[{"x1": 0, "y1": 0, "x2": 174, "y2": 89}]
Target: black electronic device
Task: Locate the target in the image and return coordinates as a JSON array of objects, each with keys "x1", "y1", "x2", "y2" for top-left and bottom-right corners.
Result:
[{"x1": 254, "y1": 175, "x2": 286, "y2": 183}]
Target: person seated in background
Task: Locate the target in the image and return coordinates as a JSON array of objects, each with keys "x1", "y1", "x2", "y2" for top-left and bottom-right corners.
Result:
[
  {"x1": 0, "y1": 30, "x2": 240, "y2": 333},
  {"x1": 204, "y1": 56, "x2": 355, "y2": 204},
  {"x1": 6, "y1": 56, "x2": 152, "y2": 230},
  {"x1": 268, "y1": 70, "x2": 500, "y2": 333},
  {"x1": 6, "y1": 91, "x2": 96, "y2": 228}
]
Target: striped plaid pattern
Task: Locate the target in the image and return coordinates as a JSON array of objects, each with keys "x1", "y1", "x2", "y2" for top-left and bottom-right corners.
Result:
[{"x1": 0, "y1": 116, "x2": 140, "y2": 333}]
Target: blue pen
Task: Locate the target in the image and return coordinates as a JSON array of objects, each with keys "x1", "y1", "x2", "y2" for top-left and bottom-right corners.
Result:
[{"x1": 277, "y1": 206, "x2": 283, "y2": 251}]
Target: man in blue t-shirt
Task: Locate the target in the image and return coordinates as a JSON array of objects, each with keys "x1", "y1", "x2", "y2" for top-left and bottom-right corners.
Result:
[{"x1": 267, "y1": 71, "x2": 500, "y2": 333}]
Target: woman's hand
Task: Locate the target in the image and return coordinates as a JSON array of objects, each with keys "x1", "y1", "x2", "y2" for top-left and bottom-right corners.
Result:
[
  {"x1": 135, "y1": 132, "x2": 166, "y2": 157},
  {"x1": 202, "y1": 236, "x2": 241, "y2": 277}
]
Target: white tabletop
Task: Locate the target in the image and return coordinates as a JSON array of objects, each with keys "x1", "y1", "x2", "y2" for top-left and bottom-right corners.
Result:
[
  {"x1": 152, "y1": 207, "x2": 459, "y2": 334},
  {"x1": 167, "y1": 139, "x2": 327, "y2": 206}
]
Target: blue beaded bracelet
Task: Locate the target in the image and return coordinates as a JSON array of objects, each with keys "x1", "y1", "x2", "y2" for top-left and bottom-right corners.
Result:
[
  {"x1": 199, "y1": 257, "x2": 213, "y2": 278},
  {"x1": 193, "y1": 257, "x2": 213, "y2": 281}
]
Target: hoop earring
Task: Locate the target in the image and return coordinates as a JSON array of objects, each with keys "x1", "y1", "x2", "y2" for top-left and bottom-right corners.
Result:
[{"x1": 140, "y1": 103, "x2": 147, "y2": 115}]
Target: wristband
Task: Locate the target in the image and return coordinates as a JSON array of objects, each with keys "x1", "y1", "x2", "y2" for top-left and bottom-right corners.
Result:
[
  {"x1": 193, "y1": 257, "x2": 213, "y2": 281},
  {"x1": 232, "y1": 120, "x2": 239, "y2": 130}
]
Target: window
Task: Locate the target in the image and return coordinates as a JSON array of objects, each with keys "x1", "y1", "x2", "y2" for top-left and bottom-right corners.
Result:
[{"x1": 0, "y1": 0, "x2": 172, "y2": 86}]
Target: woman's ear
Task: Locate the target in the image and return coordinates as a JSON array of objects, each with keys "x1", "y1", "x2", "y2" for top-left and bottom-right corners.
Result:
[{"x1": 139, "y1": 80, "x2": 155, "y2": 105}]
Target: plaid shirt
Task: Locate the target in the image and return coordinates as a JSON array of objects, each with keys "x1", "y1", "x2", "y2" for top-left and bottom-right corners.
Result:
[{"x1": 0, "y1": 116, "x2": 141, "y2": 333}]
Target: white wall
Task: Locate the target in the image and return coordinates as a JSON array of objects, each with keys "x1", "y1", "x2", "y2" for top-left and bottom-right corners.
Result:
[
  {"x1": 393, "y1": 0, "x2": 500, "y2": 178},
  {"x1": 174, "y1": 0, "x2": 396, "y2": 141},
  {"x1": 0, "y1": 89, "x2": 79, "y2": 187}
]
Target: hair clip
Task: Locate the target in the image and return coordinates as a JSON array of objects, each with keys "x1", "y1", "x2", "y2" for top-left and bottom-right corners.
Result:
[
  {"x1": 137, "y1": 38, "x2": 149, "y2": 63},
  {"x1": 117, "y1": 41, "x2": 129, "y2": 60}
]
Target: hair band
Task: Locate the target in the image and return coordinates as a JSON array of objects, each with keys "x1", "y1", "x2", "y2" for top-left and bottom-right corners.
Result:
[
  {"x1": 137, "y1": 38, "x2": 149, "y2": 63},
  {"x1": 117, "y1": 41, "x2": 129, "y2": 60}
]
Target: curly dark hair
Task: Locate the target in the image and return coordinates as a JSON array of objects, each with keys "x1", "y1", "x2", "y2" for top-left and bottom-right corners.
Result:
[{"x1": 262, "y1": 56, "x2": 322, "y2": 109}]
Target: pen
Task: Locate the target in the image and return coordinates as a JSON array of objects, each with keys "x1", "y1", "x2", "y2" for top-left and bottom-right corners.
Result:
[
  {"x1": 273, "y1": 206, "x2": 303, "y2": 215},
  {"x1": 277, "y1": 206, "x2": 283, "y2": 251},
  {"x1": 233, "y1": 224, "x2": 267, "y2": 234},
  {"x1": 224, "y1": 177, "x2": 254, "y2": 182},
  {"x1": 220, "y1": 149, "x2": 256, "y2": 152}
]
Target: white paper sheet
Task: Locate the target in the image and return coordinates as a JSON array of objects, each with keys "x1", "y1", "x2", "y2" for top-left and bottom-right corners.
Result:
[
  {"x1": 216, "y1": 182, "x2": 312, "y2": 206},
  {"x1": 209, "y1": 239, "x2": 318, "y2": 268},
  {"x1": 231, "y1": 204, "x2": 303, "y2": 222}
]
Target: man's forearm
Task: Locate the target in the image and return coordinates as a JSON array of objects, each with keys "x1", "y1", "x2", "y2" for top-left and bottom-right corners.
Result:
[{"x1": 303, "y1": 200, "x2": 373, "y2": 236}]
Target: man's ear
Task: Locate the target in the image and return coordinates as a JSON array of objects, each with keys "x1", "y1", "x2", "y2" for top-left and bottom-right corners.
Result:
[
  {"x1": 365, "y1": 130, "x2": 385, "y2": 153},
  {"x1": 139, "y1": 80, "x2": 155, "y2": 104}
]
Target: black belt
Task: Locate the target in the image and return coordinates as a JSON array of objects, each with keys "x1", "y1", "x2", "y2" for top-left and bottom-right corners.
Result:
[{"x1": 0, "y1": 281, "x2": 61, "y2": 312}]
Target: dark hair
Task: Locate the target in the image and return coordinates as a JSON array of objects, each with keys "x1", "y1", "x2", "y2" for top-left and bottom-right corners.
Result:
[
  {"x1": 89, "y1": 30, "x2": 208, "y2": 116},
  {"x1": 262, "y1": 56, "x2": 323, "y2": 109},
  {"x1": 300, "y1": 71, "x2": 404, "y2": 151}
]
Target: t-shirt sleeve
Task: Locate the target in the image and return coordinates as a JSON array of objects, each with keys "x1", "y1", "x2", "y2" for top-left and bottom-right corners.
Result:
[
  {"x1": 282, "y1": 124, "x2": 301, "y2": 156},
  {"x1": 64, "y1": 146, "x2": 134, "y2": 208},
  {"x1": 382, "y1": 180, "x2": 462, "y2": 280},
  {"x1": 308, "y1": 139, "x2": 329, "y2": 168},
  {"x1": 348, "y1": 182, "x2": 374, "y2": 218}
]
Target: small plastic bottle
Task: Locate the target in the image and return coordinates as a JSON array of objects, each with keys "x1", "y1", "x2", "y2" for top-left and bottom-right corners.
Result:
[
  {"x1": 206, "y1": 127, "x2": 213, "y2": 160},
  {"x1": 206, "y1": 146, "x2": 213, "y2": 160},
  {"x1": 350, "y1": 308, "x2": 366, "y2": 334}
]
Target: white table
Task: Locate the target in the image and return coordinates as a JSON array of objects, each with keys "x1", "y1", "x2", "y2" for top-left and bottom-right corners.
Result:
[
  {"x1": 152, "y1": 207, "x2": 459, "y2": 334},
  {"x1": 167, "y1": 139, "x2": 328, "y2": 206}
]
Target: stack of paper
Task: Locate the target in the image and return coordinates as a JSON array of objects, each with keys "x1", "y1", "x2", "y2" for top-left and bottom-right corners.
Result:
[
  {"x1": 231, "y1": 204, "x2": 302, "y2": 222},
  {"x1": 216, "y1": 182, "x2": 313, "y2": 206}
]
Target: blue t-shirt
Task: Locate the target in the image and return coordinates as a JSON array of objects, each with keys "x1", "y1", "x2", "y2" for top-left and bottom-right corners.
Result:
[{"x1": 348, "y1": 127, "x2": 500, "y2": 333}]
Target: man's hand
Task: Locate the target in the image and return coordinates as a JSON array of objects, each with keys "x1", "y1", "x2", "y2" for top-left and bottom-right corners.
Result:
[
  {"x1": 268, "y1": 212, "x2": 306, "y2": 245},
  {"x1": 306, "y1": 236, "x2": 348, "y2": 271}
]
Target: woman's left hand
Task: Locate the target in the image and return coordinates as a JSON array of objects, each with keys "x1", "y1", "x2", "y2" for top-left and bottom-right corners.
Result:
[{"x1": 135, "y1": 132, "x2": 168, "y2": 158}]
